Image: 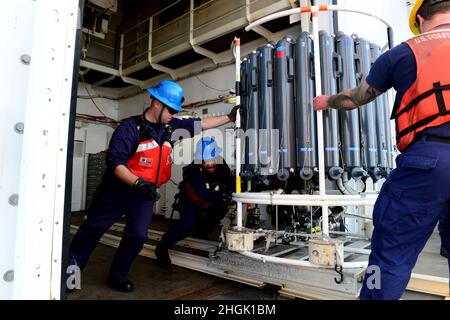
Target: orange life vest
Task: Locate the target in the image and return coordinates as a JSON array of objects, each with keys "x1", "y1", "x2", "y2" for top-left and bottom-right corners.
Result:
[
  {"x1": 393, "y1": 27, "x2": 450, "y2": 152},
  {"x1": 127, "y1": 118, "x2": 173, "y2": 185}
]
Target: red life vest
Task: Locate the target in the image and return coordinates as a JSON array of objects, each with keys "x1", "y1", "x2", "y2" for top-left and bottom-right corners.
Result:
[
  {"x1": 393, "y1": 27, "x2": 450, "y2": 152},
  {"x1": 127, "y1": 119, "x2": 173, "y2": 185}
]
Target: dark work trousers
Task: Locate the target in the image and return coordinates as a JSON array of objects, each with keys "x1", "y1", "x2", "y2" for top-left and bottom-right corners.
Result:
[
  {"x1": 360, "y1": 136, "x2": 450, "y2": 300},
  {"x1": 159, "y1": 197, "x2": 226, "y2": 248},
  {"x1": 69, "y1": 179, "x2": 154, "y2": 282},
  {"x1": 438, "y1": 211, "x2": 446, "y2": 237}
]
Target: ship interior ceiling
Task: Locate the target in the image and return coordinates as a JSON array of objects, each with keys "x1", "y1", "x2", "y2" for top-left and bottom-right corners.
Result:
[
  {"x1": 70, "y1": 0, "x2": 449, "y2": 301},
  {"x1": 78, "y1": 0, "x2": 296, "y2": 92}
]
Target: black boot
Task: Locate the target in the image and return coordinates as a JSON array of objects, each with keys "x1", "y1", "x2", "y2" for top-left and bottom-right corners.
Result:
[
  {"x1": 155, "y1": 243, "x2": 172, "y2": 269},
  {"x1": 108, "y1": 276, "x2": 134, "y2": 293},
  {"x1": 440, "y1": 239, "x2": 448, "y2": 258}
]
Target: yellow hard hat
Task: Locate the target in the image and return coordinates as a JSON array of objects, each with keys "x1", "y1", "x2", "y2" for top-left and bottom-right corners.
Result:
[
  {"x1": 409, "y1": 0, "x2": 449, "y2": 35},
  {"x1": 409, "y1": 0, "x2": 425, "y2": 35}
]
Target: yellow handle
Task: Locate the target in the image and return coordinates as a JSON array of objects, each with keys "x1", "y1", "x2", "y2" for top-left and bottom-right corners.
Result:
[{"x1": 236, "y1": 176, "x2": 241, "y2": 193}]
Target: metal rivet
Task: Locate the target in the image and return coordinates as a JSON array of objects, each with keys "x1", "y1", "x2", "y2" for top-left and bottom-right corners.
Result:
[
  {"x1": 55, "y1": 221, "x2": 59, "y2": 225},
  {"x1": 20, "y1": 54, "x2": 31, "y2": 65},
  {"x1": 3, "y1": 270, "x2": 14, "y2": 283},
  {"x1": 60, "y1": 148, "x2": 63, "y2": 152},
  {"x1": 14, "y1": 123, "x2": 24, "y2": 134},
  {"x1": 57, "y1": 184, "x2": 61, "y2": 188},
  {"x1": 8, "y1": 194, "x2": 19, "y2": 206}
]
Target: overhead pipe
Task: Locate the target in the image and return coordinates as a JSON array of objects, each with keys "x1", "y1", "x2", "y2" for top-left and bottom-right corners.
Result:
[
  {"x1": 147, "y1": 18, "x2": 178, "y2": 80},
  {"x1": 189, "y1": 0, "x2": 229, "y2": 65},
  {"x1": 88, "y1": 26, "x2": 175, "y2": 88},
  {"x1": 245, "y1": 5, "x2": 393, "y2": 40},
  {"x1": 117, "y1": 34, "x2": 146, "y2": 88},
  {"x1": 245, "y1": 0, "x2": 278, "y2": 42}
]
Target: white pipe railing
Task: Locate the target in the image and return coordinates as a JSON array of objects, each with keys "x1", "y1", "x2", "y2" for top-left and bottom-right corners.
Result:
[
  {"x1": 245, "y1": 5, "x2": 392, "y2": 33},
  {"x1": 240, "y1": 251, "x2": 368, "y2": 269},
  {"x1": 233, "y1": 36, "x2": 243, "y2": 228},
  {"x1": 234, "y1": 192, "x2": 373, "y2": 200},
  {"x1": 311, "y1": 7, "x2": 326, "y2": 199}
]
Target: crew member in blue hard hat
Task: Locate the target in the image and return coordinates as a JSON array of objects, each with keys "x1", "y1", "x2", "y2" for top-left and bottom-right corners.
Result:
[
  {"x1": 69, "y1": 81, "x2": 240, "y2": 292},
  {"x1": 314, "y1": 0, "x2": 450, "y2": 299},
  {"x1": 154, "y1": 137, "x2": 234, "y2": 269}
]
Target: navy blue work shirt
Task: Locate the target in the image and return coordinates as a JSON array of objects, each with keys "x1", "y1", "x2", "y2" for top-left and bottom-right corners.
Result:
[
  {"x1": 366, "y1": 24, "x2": 450, "y2": 139},
  {"x1": 106, "y1": 116, "x2": 201, "y2": 173},
  {"x1": 179, "y1": 160, "x2": 234, "y2": 207}
]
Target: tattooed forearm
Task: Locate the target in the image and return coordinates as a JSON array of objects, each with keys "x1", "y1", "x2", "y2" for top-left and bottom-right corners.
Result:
[{"x1": 328, "y1": 80, "x2": 382, "y2": 110}]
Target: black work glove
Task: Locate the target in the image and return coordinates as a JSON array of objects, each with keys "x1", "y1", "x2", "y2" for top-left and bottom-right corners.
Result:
[
  {"x1": 162, "y1": 125, "x2": 174, "y2": 146},
  {"x1": 133, "y1": 178, "x2": 160, "y2": 201},
  {"x1": 227, "y1": 105, "x2": 241, "y2": 122}
]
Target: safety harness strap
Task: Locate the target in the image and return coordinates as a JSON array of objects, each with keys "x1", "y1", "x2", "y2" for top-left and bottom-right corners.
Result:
[
  {"x1": 397, "y1": 110, "x2": 450, "y2": 139},
  {"x1": 183, "y1": 181, "x2": 213, "y2": 209},
  {"x1": 391, "y1": 82, "x2": 450, "y2": 119}
]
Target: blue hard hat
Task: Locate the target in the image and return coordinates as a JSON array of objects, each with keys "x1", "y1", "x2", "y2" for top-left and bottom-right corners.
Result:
[
  {"x1": 146, "y1": 80, "x2": 184, "y2": 113},
  {"x1": 194, "y1": 137, "x2": 222, "y2": 161}
]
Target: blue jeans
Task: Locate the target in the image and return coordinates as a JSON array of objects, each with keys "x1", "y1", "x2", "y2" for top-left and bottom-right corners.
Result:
[{"x1": 360, "y1": 136, "x2": 450, "y2": 300}]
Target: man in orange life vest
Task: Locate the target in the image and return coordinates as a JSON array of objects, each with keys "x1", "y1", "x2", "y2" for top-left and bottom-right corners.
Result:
[
  {"x1": 69, "y1": 80, "x2": 239, "y2": 292},
  {"x1": 314, "y1": 0, "x2": 450, "y2": 300}
]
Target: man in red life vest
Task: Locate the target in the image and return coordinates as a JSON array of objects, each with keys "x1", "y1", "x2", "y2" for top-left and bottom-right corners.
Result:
[
  {"x1": 314, "y1": 0, "x2": 450, "y2": 300},
  {"x1": 69, "y1": 81, "x2": 239, "y2": 292}
]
